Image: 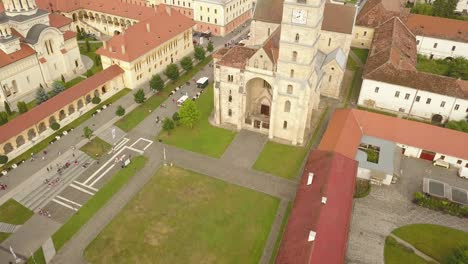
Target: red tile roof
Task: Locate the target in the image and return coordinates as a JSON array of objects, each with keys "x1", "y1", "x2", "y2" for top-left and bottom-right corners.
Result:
[
  {"x1": 406, "y1": 14, "x2": 468, "y2": 43},
  {"x1": 37, "y1": 0, "x2": 157, "y2": 20},
  {"x1": 275, "y1": 150, "x2": 358, "y2": 264},
  {"x1": 63, "y1": 30, "x2": 77, "y2": 41},
  {"x1": 356, "y1": 0, "x2": 408, "y2": 28},
  {"x1": 321, "y1": 3, "x2": 356, "y2": 34},
  {"x1": 96, "y1": 5, "x2": 195, "y2": 62},
  {"x1": 0, "y1": 43, "x2": 36, "y2": 68},
  {"x1": 0, "y1": 65, "x2": 124, "y2": 144},
  {"x1": 48, "y1": 13, "x2": 72, "y2": 28},
  {"x1": 216, "y1": 46, "x2": 257, "y2": 69}
]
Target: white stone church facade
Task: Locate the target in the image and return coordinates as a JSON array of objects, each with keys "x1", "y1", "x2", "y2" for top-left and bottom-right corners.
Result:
[
  {"x1": 213, "y1": 0, "x2": 356, "y2": 145},
  {"x1": 0, "y1": 0, "x2": 84, "y2": 110}
]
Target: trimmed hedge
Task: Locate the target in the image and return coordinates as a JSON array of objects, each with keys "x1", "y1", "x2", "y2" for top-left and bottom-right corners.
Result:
[{"x1": 413, "y1": 192, "x2": 468, "y2": 218}]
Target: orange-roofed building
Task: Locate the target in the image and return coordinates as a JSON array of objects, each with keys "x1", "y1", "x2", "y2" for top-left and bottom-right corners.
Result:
[{"x1": 96, "y1": 5, "x2": 195, "y2": 89}]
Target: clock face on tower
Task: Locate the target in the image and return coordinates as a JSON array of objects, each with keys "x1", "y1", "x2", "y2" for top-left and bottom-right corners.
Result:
[{"x1": 292, "y1": 9, "x2": 307, "y2": 24}]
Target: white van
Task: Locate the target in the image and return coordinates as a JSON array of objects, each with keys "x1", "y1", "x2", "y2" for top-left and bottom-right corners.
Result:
[
  {"x1": 196, "y1": 77, "x2": 209, "y2": 88},
  {"x1": 458, "y1": 167, "x2": 468, "y2": 179},
  {"x1": 177, "y1": 95, "x2": 189, "y2": 106}
]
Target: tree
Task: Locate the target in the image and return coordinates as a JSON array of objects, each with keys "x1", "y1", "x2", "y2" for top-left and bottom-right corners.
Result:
[
  {"x1": 61, "y1": 74, "x2": 66, "y2": 83},
  {"x1": 35, "y1": 87, "x2": 49, "y2": 104},
  {"x1": 3, "y1": 101, "x2": 11, "y2": 116},
  {"x1": 83, "y1": 126, "x2": 93, "y2": 140},
  {"x1": 149, "y1": 74, "x2": 164, "y2": 92},
  {"x1": 134, "y1": 89, "x2": 146, "y2": 104},
  {"x1": 446, "y1": 120, "x2": 468, "y2": 133},
  {"x1": 178, "y1": 100, "x2": 200, "y2": 128},
  {"x1": 0, "y1": 111, "x2": 8, "y2": 125},
  {"x1": 180, "y1": 56, "x2": 193, "y2": 72},
  {"x1": 51, "y1": 81, "x2": 65, "y2": 96},
  {"x1": 207, "y1": 41, "x2": 214, "y2": 52},
  {"x1": 162, "y1": 118, "x2": 175, "y2": 135},
  {"x1": 172, "y1": 112, "x2": 180, "y2": 125},
  {"x1": 91, "y1": 96, "x2": 101, "y2": 104},
  {"x1": 116, "y1": 105, "x2": 125, "y2": 116},
  {"x1": 94, "y1": 55, "x2": 101, "y2": 67},
  {"x1": 194, "y1": 45, "x2": 206, "y2": 61},
  {"x1": 432, "y1": 0, "x2": 457, "y2": 18},
  {"x1": 17, "y1": 101, "x2": 28, "y2": 114},
  {"x1": 164, "y1": 64, "x2": 179, "y2": 81},
  {"x1": 0, "y1": 155, "x2": 8, "y2": 164},
  {"x1": 85, "y1": 38, "x2": 91, "y2": 52},
  {"x1": 443, "y1": 246, "x2": 468, "y2": 264},
  {"x1": 50, "y1": 122, "x2": 60, "y2": 131}
]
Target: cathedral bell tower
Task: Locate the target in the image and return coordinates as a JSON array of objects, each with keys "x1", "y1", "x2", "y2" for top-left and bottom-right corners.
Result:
[
  {"x1": 270, "y1": 0, "x2": 325, "y2": 145},
  {"x1": 5, "y1": 0, "x2": 39, "y2": 17}
]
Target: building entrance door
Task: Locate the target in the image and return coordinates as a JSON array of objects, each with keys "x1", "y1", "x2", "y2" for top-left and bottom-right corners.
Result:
[{"x1": 260, "y1": 104, "x2": 270, "y2": 116}]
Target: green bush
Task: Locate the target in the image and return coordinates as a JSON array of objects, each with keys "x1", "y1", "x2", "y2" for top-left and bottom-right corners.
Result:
[
  {"x1": 116, "y1": 105, "x2": 125, "y2": 116},
  {"x1": 443, "y1": 246, "x2": 468, "y2": 264},
  {"x1": 4, "y1": 101, "x2": 12, "y2": 115},
  {"x1": 0, "y1": 111, "x2": 8, "y2": 125},
  {"x1": 0, "y1": 155, "x2": 8, "y2": 164},
  {"x1": 91, "y1": 96, "x2": 101, "y2": 105},
  {"x1": 50, "y1": 122, "x2": 61, "y2": 131},
  {"x1": 17, "y1": 101, "x2": 28, "y2": 114},
  {"x1": 134, "y1": 89, "x2": 146, "y2": 104},
  {"x1": 413, "y1": 192, "x2": 468, "y2": 218},
  {"x1": 172, "y1": 112, "x2": 180, "y2": 124}
]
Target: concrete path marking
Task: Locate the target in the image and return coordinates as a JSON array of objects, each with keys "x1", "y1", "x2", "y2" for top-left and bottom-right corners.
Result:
[
  {"x1": 42, "y1": 237, "x2": 56, "y2": 264},
  {"x1": 69, "y1": 183, "x2": 95, "y2": 195},
  {"x1": 52, "y1": 199, "x2": 78, "y2": 212}
]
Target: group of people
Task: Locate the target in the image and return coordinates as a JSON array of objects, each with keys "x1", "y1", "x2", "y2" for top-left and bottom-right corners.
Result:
[
  {"x1": 37, "y1": 208, "x2": 51, "y2": 218},
  {"x1": 0, "y1": 183, "x2": 7, "y2": 190}
]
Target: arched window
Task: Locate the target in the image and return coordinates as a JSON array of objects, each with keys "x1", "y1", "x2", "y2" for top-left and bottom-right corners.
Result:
[
  {"x1": 290, "y1": 69, "x2": 294, "y2": 78},
  {"x1": 328, "y1": 75, "x2": 332, "y2": 82},
  {"x1": 283, "y1": 121, "x2": 288, "y2": 129},
  {"x1": 284, "y1": 101, "x2": 291, "y2": 112},
  {"x1": 228, "y1": 95, "x2": 232, "y2": 102},
  {"x1": 254, "y1": 59, "x2": 259, "y2": 68},
  {"x1": 292, "y1": 51, "x2": 298, "y2": 62},
  {"x1": 295, "y1": 33, "x2": 300, "y2": 43},
  {"x1": 267, "y1": 28, "x2": 271, "y2": 36},
  {"x1": 287, "y1": 85, "x2": 293, "y2": 94},
  {"x1": 328, "y1": 37, "x2": 331, "y2": 47},
  {"x1": 228, "y1": 109, "x2": 232, "y2": 116}
]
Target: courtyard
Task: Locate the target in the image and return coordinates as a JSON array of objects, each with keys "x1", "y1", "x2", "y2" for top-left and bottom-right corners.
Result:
[
  {"x1": 346, "y1": 156, "x2": 468, "y2": 264},
  {"x1": 84, "y1": 166, "x2": 280, "y2": 264}
]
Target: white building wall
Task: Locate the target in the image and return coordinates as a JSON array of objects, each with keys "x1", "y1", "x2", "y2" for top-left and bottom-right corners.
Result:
[
  {"x1": 416, "y1": 35, "x2": 468, "y2": 59},
  {"x1": 399, "y1": 143, "x2": 468, "y2": 169},
  {"x1": 358, "y1": 79, "x2": 468, "y2": 121},
  {"x1": 456, "y1": 0, "x2": 468, "y2": 13}
]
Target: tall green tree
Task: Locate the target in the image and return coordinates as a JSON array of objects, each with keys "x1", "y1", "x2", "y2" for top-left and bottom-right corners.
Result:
[
  {"x1": 180, "y1": 56, "x2": 193, "y2": 71},
  {"x1": 83, "y1": 126, "x2": 93, "y2": 140},
  {"x1": 3, "y1": 101, "x2": 12, "y2": 116},
  {"x1": 164, "y1": 64, "x2": 179, "y2": 81},
  {"x1": 207, "y1": 41, "x2": 214, "y2": 52},
  {"x1": 134, "y1": 89, "x2": 146, "y2": 104},
  {"x1": 85, "y1": 38, "x2": 91, "y2": 52},
  {"x1": 162, "y1": 118, "x2": 175, "y2": 135},
  {"x1": 51, "y1": 81, "x2": 65, "y2": 96},
  {"x1": 35, "y1": 87, "x2": 49, "y2": 104},
  {"x1": 432, "y1": 0, "x2": 457, "y2": 18},
  {"x1": 178, "y1": 100, "x2": 200, "y2": 129},
  {"x1": 149, "y1": 74, "x2": 164, "y2": 92},
  {"x1": 194, "y1": 46, "x2": 206, "y2": 61}
]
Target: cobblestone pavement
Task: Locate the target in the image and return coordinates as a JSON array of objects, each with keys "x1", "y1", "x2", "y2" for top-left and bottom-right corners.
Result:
[{"x1": 346, "y1": 157, "x2": 468, "y2": 264}]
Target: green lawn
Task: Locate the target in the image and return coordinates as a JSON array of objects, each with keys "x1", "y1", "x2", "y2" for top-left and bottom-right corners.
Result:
[
  {"x1": 158, "y1": 84, "x2": 236, "y2": 158},
  {"x1": 79, "y1": 42, "x2": 103, "y2": 76},
  {"x1": 269, "y1": 202, "x2": 292, "y2": 264},
  {"x1": 0, "y1": 232, "x2": 11, "y2": 243},
  {"x1": 0, "y1": 88, "x2": 130, "y2": 171},
  {"x1": 352, "y1": 48, "x2": 369, "y2": 64},
  {"x1": 252, "y1": 107, "x2": 329, "y2": 179},
  {"x1": 384, "y1": 236, "x2": 430, "y2": 264},
  {"x1": 52, "y1": 156, "x2": 147, "y2": 250},
  {"x1": 64, "y1": 76, "x2": 86, "y2": 88},
  {"x1": 417, "y1": 55, "x2": 468, "y2": 81},
  {"x1": 84, "y1": 166, "x2": 280, "y2": 264},
  {"x1": 392, "y1": 224, "x2": 468, "y2": 262},
  {"x1": 115, "y1": 56, "x2": 212, "y2": 132},
  {"x1": 0, "y1": 199, "x2": 33, "y2": 225},
  {"x1": 80, "y1": 137, "x2": 112, "y2": 159}
]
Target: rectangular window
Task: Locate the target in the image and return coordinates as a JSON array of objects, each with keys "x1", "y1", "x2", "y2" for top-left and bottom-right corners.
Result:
[
  {"x1": 457, "y1": 160, "x2": 462, "y2": 164},
  {"x1": 328, "y1": 38, "x2": 331, "y2": 47},
  {"x1": 416, "y1": 40, "x2": 420, "y2": 45},
  {"x1": 452, "y1": 46, "x2": 456, "y2": 51},
  {"x1": 405, "y1": 93, "x2": 410, "y2": 100},
  {"x1": 440, "y1": 101, "x2": 446, "y2": 108},
  {"x1": 394, "y1": 91, "x2": 400, "y2": 98},
  {"x1": 283, "y1": 121, "x2": 288, "y2": 129},
  {"x1": 426, "y1": 98, "x2": 431, "y2": 104},
  {"x1": 363, "y1": 31, "x2": 367, "y2": 36},
  {"x1": 440, "y1": 155, "x2": 445, "y2": 160},
  {"x1": 374, "y1": 87, "x2": 379, "y2": 93},
  {"x1": 433, "y1": 43, "x2": 438, "y2": 48},
  {"x1": 415, "y1": 96, "x2": 420, "y2": 102},
  {"x1": 454, "y1": 104, "x2": 460, "y2": 110}
]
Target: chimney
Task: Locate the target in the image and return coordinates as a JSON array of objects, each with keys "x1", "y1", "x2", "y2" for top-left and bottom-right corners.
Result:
[
  {"x1": 146, "y1": 23, "x2": 150, "y2": 33},
  {"x1": 103, "y1": 40, "x2": 107, "y2": 50},
  {"x1": 121, "y1": 44, "x2": 126, "y2": 54}
]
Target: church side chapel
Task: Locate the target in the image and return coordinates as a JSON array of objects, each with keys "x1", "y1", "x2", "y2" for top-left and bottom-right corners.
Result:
[
  {"x1": 213, "y1": 0, "x2": 356, "y2": 145},
  {"x1": 0, "y1": 0, "x2": 84, "y2": 108}
]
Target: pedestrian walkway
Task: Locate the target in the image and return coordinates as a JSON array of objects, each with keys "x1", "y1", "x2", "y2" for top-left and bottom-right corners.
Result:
[
  {"x1": 259, "y1": 199, "x2": 289, "y2": 264},
  {"x1": 221, "y1": 130, "x2": 268, "y2": 168},
  {"x1": 0, "y1": 222, "x2": 21, "y2": 233},
  {"x1": 14, "y1": 151, "x2": 93, "y2": 211}
]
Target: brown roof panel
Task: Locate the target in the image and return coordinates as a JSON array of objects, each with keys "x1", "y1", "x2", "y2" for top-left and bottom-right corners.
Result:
[
  {"x1": 48, "y1": 13, "x2": 72, "y2": 28},
  {"x1": 356, "y1": 0, "x2": 408, "y2": 28},
  {"x1": 216, "y1": 46, "x2": 257, "y2": 69},
  {"x1": 321, "y1": 3, "x2": 356, "y2": 34},
  {"x1": 253, "y1": 0, "x2": 283, "y2": 24},
  {"x1": 0, "y1": 65, "x2": 124, "y2": 144},
  {"x1": 0, "y1": 43, "x2": 36, "y2": 68},
  {"x1": 406, "y1": 14, "x2": 468, "y2": 43}
]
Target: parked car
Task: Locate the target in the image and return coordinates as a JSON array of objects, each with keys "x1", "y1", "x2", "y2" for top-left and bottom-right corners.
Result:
[
  {"x1": 433, "y1": 159, "x2": 450, "y2": 169},
  {"x1": 458, "y1": 167, "x2": 468, "y2": 179}
]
